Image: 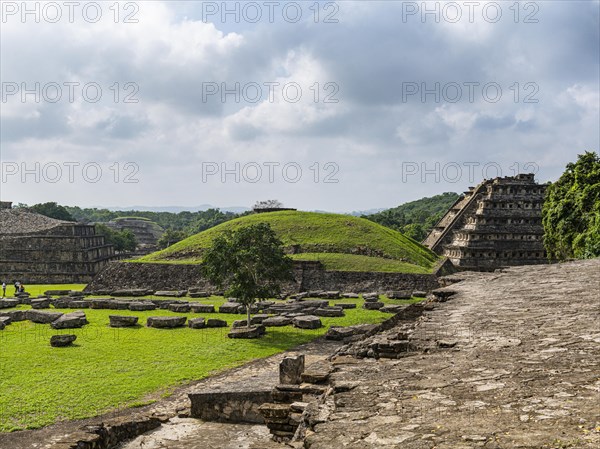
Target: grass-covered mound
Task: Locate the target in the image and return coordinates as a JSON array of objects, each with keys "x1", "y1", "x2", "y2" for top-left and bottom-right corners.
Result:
[{"x1": 137, "y1": 211, "x2": 439, "y2": 273}]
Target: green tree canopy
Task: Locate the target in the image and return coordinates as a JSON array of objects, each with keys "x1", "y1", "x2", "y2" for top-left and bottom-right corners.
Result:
[
  {"x1": 95, "y1": 224, "x2": 137, "y2": 253},
  {"x1": 28, "y1": 202, "x2": 75, "y2": 221},
  {"x1": 542, "y1": 151, "x2": 600, "y2": 260},
  {"x1": 201, "y1": 223, "x2": 293, "y2": 329},
  {"x1": 364, "y1": 192, "x2": 459, "y2": 240}
]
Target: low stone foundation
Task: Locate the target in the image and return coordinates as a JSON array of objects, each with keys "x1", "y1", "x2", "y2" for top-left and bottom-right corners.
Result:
[
  {"x1": 85, "y1": 260, "x2": 442, "y2": 294},
  {"x1": 189, "y1": 390, "x2": 274, "y2": 424}
]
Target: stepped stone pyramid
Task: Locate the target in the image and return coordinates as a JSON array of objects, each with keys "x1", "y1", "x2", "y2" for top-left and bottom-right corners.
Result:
[
  {"x1": 0, "y1": 202, "x2": 116, "y2": 283},
  {"x1": 423, "y1": 174, "x2": 548, "y2": 270},
  {"x1": 106, "y1": 217, "x2": 164, "y2": 253}
]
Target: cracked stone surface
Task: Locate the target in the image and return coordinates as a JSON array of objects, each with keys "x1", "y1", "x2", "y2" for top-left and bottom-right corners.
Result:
[
  {"x1": 305, "y1": 259, "x2": 600, "y2": 448},
  {"x1": 117, "y1": 418, "x2": 271, "y2": 449}
]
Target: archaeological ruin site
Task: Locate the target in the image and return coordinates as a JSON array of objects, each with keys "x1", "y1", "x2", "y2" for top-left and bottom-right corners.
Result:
[
  {"x1": 423, "y1": 174, "x2": 547, "y2": 270},
  {"x1": 0, "y1": 202, "x2": 116, "y2": 283},
  {"x1": 0, "y1": 173, "x2": 598, "y2": 449},
  {"x1": 2, "y1": 1, "x2": 596, "y2": 447}
]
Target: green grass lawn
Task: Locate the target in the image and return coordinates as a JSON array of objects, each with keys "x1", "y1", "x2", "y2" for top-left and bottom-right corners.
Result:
[
  {"x1": 4, "y1": 284, "x2": 85, "y2": 298},
  {"x1": 0, "y1": 285, "x2": 420, "y2": 432}
]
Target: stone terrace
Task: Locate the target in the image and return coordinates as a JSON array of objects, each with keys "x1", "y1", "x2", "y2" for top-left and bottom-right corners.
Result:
[{"x1": 302, "y1": 259, "x2": 600, "y2": 448}]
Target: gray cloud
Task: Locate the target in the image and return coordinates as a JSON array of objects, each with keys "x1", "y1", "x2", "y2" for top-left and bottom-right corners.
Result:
[{"x1": 1, "y1": 1, "x2": 598, "y2": 211}]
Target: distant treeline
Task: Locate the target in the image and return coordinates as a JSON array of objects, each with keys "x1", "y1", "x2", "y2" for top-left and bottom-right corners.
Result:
[
  {"x1": 17, "y1": 202, "x2": 241, "y2": 250},
  {"x1": 363, "y1": 192, "x2": 460, "y2": 242},
  {"x1": 64, "y1": 206, "x2": 239, "y2": 235},
  {"x1": 21, "y1": 194, "x2": 461, "y2": 249}
]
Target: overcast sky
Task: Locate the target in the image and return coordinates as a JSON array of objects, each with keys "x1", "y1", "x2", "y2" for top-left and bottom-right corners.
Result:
[{"x1": 1, "y1": 1, "x2": 598, "y2": 212}]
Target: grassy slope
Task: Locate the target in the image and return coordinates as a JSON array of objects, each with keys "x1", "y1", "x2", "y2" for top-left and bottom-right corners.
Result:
[
  {"x1": 138, "y1": 211, "x2": 438, "y2": 272},
  {"x1": 0, "y1": 285, "x2": 421, "y2": 432},
  {"x1": 289, "y1": 253, "x2": 431, "y2": 274}
]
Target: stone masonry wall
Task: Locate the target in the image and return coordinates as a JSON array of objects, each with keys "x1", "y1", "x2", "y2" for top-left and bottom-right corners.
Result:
[{"x1": 85, "y1": 261, "x2": 441, "y2": 293}]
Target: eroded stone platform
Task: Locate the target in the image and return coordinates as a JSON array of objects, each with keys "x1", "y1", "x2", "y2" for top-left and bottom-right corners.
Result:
[{"x1": 303, "y1": 259, "x2": 600, "y2": 448}]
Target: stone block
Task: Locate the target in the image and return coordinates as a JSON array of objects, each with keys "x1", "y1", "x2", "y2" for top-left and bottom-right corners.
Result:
[
  {"x1": 337, "y1": 303, "x2": 357, "y2": 309},
  {"x1": 362, "y1": 293, "x2": 379, "y2": 302},
  {"x1": 280, "y1": 355, "x2": 305, "y2": 385},
  {"x1": 27, "y1": 310, "x2": 64, "y2": 324},
  {"x1": 206, "y1": 318, "x2": 227, "y2": 328},
  {"x1": 290, "y1": 402, "x2": 308, "y2": 413},
  {"x1": 227, "y1": 325, "x2": 266, "y2": 339},
  {"x1": 0, "y1": 299, "x2": 19, "y2": 309},
  {"x1": 293, "y1": 315, "x2": 322, "y2": 329},
  {"x1": 129, "y1": 301, "x2": 156, "y2": 311},
  {"x1": 272, "y1": 389, "x2": 303, "y2": 403},
  {"x1": 380, "y1": 304, "x2": 406, "y2": 314},
  {"x1": 342, "y1": 293, "x2": 359, "y2": 298},
  {"x1": 30, "y1": 298, "x2": 51, "y2": 309},
  {"x1": 387, "y1": 290, "x2": 412, "y2": 299},
  {"x1": 168, "y1": 303, "x2": 190, "y2": 313},
  {"x1": 147, "y1": 316, "x2": 187, "y2": 328},
  {"x1": 188, "y1": 317, "x2": 206, "y2": 329},
  {"x1": 363, "y1": 302, "x2": 384, "y2": 310},
  {"x1": 190, "y1": 303, "x2": 215, "y2": 313},
  {"x1": 187, "y1": 289, "x2": 210, "y2": 298},
  {"x1": 314, "y1": 307, "x2": 344, "y2": 317},
  {"x1": 258, "y1": 403, "x2": 290, "y2": 420},
  {"x1": 113, "y1": 301, "x2": 131, "y2": 310},
  {"x1": 50, "y1": 334, "x2": 77, "y2": 347},
  {"x1": 44, "y1": 290, "x2": 71, "y2": 296},
  {"x1": 188, "y1": 292, "x2": 208, "y2": 298},
  {"x1": 51, "y1": 311, "x2": 88, "y2": 329},
  {"x1": 109, "y1": 315, "x2": 139, "y2": 328},
  {"x1": 263, "y1": 316, "x2": 292, "y2": 327},
  {"x1": 71, "y1": 300, "x2": 90, "y2": 308},
  {"x1": 219, "y1": 302, "x2": 242, "y2": 314},
  {"x1": 0, "y1": 310, "x2": 26, "y2": 322},
  {"x1": 90, "y1": 299, "x2": 113, "y2": 309},
  {"x1": 189, "y1": 389, "x2": 273, "y2": 423},
  {"x1": 154, "y1": 290, "x2": 187, "y2": 297}
]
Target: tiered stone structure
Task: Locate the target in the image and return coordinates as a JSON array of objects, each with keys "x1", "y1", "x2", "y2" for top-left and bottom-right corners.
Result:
[
  {"x1": 106, "y1": 217, "x2": 164, "y2": 253},
  {"x1": 0, "y1": 202, "x2": 116, "y2": 283},
  {"x1": 423, "y1": 174, "x2": 548, "y2": 270}
]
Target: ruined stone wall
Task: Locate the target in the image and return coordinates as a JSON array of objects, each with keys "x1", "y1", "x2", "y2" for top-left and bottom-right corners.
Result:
[
  {"x1": 0, "y1": 209, "x2": 116, "y2": 283},
  {"x1": 106, "y1": 218, "x2": 164, "y2": 253},
  {"x1": 84, "y1": 260, "x2": 440, "y2": 293}
]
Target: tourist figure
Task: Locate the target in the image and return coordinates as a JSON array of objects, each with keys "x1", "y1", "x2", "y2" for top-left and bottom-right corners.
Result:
[
  {"x1": 14, "y1": 281, "x2": 20, "y2": 295},
  {"x1": 1, "y1": 281, "x2": 5, "y2": 297}
]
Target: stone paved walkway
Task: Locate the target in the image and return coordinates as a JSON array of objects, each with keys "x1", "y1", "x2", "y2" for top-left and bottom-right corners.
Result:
[{"x1": 304, "y1": 259, "x2": 600, "y2": 448}]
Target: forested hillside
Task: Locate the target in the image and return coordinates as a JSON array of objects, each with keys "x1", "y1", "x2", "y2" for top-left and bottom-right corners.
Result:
[{"x1": 363, "y1": 192, "x2": 460, "y2": 241}]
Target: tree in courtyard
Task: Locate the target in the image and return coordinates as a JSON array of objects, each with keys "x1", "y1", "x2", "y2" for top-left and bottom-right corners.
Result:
[
  {"x1": 201, "y1": 223, "x2": 293, "y2": 329},
  {"x1": 542, "y1": 151, "x2": 600, "y2": 260}
]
